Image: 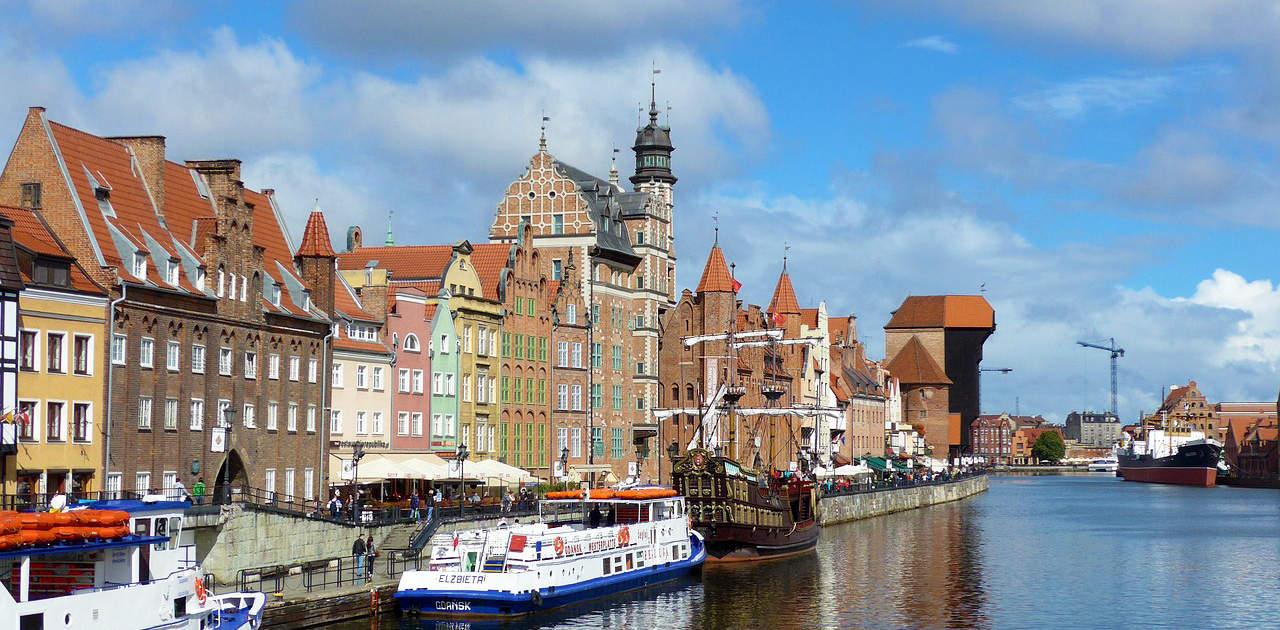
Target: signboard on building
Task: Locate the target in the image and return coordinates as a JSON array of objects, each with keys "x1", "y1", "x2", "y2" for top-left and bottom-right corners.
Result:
[
  {"x1": 211, "y1": 428, "x2": 226, "y2": 453},
  {"x1": 627, "y1": 462, "x2": 638, "y2": 477},
  {"x1": 340, "y1": 459, "x2": 354, "y2": 481}
]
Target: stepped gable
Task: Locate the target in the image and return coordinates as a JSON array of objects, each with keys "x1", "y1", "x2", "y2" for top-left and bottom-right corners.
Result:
[
  {"x1": 44, "y1": 120, "x2": 320, "y2": 318},
  {"x1": 695, "y1": 245, "x2": 735, "y2": 293},
  {"x1": 885, "y1": 295, "x2": 994, "y2": 329},
  {"x1": 297, "y1": 211, "x2": 337, "y2": 257},
  {"x1": 886, "y1": 336, "x2": 951, "y2": 385}
]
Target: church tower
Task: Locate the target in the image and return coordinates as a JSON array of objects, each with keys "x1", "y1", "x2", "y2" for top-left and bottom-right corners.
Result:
[{"x1": 631, "y1": 82, "x2": 676, "y2": 206}]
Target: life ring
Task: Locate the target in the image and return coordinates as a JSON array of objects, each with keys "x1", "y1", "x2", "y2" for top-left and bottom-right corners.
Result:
[
  {"x1": 553, "y1": 536, "x2": 564, "y2": 556},
  {"x1": 616, "y1": 526, "x2": 630, "y2": 546},
  {"x1": 194, "y1": 577, "x2": 207, "y2": 604}
]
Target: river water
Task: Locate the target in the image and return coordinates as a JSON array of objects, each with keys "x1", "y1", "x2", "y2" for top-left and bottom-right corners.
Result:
[{"x1": 340, "y1": 474, "x2": 1280, "y2": 630}]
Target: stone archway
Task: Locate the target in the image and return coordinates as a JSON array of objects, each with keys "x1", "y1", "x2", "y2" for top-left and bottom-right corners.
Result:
[{"x1": 213, "y1": 449, "x2": 248, "y2": 504}]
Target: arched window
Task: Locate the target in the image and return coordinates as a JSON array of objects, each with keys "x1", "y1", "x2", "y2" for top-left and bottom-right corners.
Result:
[
  {"x1": 686, "y1": 385, "x2": 695, "y2": 402},
  {"x1": 403, "y1": 334, "x2": 420, "y2": 352},
  {"x1": 671, "y1": 384, "x2": 679, "y2": 402}
]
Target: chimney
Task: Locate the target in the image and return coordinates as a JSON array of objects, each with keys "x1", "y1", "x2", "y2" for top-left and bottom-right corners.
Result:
[
  {"x1": 359, "y1": 283, "x2": 390, "y2": 322},
  {"x1": 109, "y1": 135, "x2": 166, "y2": 217},
  {"x1": 184, "y1": 159, "x2": 243, "y2": 202}
]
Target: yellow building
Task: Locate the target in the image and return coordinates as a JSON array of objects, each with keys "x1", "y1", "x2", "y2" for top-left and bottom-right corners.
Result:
[
  {"x1": 441, "y1": 241, "x2": 507, "y2": 462},
  {"x1": 0, "y1": 207, "x2": 107, "y2": 503}
]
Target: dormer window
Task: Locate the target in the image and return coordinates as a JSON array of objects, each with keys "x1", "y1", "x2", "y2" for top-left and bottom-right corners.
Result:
[
  {"x1": 166, "y1": 259, "x2": 179, "y2": 285},
  {"x1": 303, "y1": 290, "x2": 312, "y2": 311},
  {"x1": 33, "y1": 259, "x2": 70, "y2": 287},
  {"x1": 132, "y1": 252, "x2": 147, "y2": 278},
  {"x1": 196, "y1": 267, "x2": 207, "y2": 291},
  {"x1": 271, "y1": 283, "x2": 281, "y2": 307}
]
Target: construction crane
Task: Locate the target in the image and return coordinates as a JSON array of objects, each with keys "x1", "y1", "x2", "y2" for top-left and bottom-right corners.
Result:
[{"x1": 1076, "y1": 338, "x2": 1125, "y2": 417}]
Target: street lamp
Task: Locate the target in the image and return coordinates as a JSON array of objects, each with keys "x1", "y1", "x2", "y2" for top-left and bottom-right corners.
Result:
[
  {"x1": 350, "y1": 442, "x2": 367, "y2": 522},
  {"x1": 456, "y1": 443, "x2": 469, "y2": 518},
  {"x1": 559, "y1": 445, "x2": 569, "y2": 483},
  {"x1": 666, "y1": 441, "x2": 679, "y2": 465},
  {"x1": 219, "y1": 407, "x2": 236, "y2": 504}
]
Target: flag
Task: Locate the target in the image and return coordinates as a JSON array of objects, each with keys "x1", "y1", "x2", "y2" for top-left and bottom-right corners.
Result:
[
  {"x1": 771, "y1": 312, "x2": 786, "y2": 327},
  {"x1": 16, "y1": 409, "x2": 29, "y2": 427},
  {"x1": 0, "y1": 410, "x2": 11, "y2": 423},
  {"x1": 452, "y1": 534, "x2": 460, "y2": 550},
  {"x1": 731, "y1": 277, "x2": 742, "y2": 292}
]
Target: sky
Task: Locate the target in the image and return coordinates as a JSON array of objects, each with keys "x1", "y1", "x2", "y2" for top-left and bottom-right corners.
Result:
[{"x1": 3, "y1": 0, "x2": 1280, "y2": 422}]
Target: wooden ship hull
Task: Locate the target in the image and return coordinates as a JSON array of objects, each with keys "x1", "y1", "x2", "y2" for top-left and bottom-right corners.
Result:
[{"x1": 671, "y1": 449, "x2": 819, "y2": 563}]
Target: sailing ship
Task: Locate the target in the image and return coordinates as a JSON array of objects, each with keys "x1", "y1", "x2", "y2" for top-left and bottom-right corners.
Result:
[{"x1": 656, "y1": 328, "x2": 833, "y2": 562}]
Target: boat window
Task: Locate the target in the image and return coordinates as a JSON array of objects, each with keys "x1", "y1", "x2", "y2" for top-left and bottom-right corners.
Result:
[
  {"x1": 154, "y1": 517, "x2": 168, "y2": 550},
  {"x1": 135, "y1": 519, "x2": 150, "y2": 536},
  {"x1": 626, "y1": 553, "x2": 634, "y2": 570},
  {"x1": 168, "y1": 516, "x2": 182, "y2": 550},
  {"x1": 602, "y1": 557, "x2": 611, "y2": 575}
]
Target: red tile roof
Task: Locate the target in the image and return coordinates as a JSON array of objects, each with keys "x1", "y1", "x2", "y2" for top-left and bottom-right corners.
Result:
[
  {"x1": 0, "y1": 205, "x2": 103, "y2": 294},
  {"x1": 886, "y1": 336, "x2": 951, "y2": 384},
  {"x1": 470, "y1": 243, "x2": 513, "y2": 298},
  {"x1": 885, "y1": 295, "x2": 994, "y2": 329},
  {"x1": 695, "y1": 245, "x2": 735, "y2": 293},
  {"x1": 768, "y1": 270, "x2": 800, "y2": 316},
  {"x1": 337, "y1": 245, "x2": 455, "y2": 279},
  {"x1": 799, "y1": 308, "x2": 818, "y2": 328},
  {"x1": 297, "y1": 211, "x2": 337, "y2": 257},
  {"x1": 829, "y1": 316, "x2": 851, "y2": 344}
]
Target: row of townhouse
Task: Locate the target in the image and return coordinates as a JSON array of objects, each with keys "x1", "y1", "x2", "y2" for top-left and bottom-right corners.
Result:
[{"x1": 0, "y1": 108, "x2": 333, "y2": 502}]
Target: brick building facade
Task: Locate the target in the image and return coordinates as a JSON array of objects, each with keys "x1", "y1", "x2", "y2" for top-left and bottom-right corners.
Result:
[{"x1": 0, "y1": 110, "x2": 332, "y2": 499}]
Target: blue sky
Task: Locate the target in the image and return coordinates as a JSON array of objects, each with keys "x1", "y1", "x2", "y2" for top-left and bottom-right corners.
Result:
[{"x1": 4, "y1": 0, "x2": 1280, "y2": 421}]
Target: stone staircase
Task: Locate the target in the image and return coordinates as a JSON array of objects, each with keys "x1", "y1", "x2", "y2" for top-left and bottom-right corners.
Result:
[{"x1": 377, "y1": 521, "x2": 422, "y2": 550}]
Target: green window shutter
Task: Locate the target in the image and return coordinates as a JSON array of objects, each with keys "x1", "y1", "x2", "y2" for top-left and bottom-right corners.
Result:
[
  {"x1": 526, "y1": 378, "x2": 534, "y2": 404},
  {"x1": 501, "y1": 376, "x2": 509, "y2": 403},
  {"x1": 538, "y1": 380, "x2": 546, "y2": 404}
]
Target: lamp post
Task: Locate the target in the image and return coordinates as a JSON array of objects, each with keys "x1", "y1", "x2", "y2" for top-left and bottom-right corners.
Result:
[
  {"x1": 456, "y1": 443, "x2": 469, "y2": 518},
  {"x1": 560, "y1": 445, "x2": 569, "y2": 484},
  {"x1": 350, "y1": 442, "x2": 367, "y2": 522},
  {"x1": 666, "y1": 441, "x2": 679, "y2": 469},
  {"x1": 219, "y1": 407, "x2": 235, "y2": 504}
]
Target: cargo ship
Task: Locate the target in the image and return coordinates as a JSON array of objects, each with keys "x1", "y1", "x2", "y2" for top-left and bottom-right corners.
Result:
[{"x1": 1116, "y1": 425, "x2": 1222, "y2": 487}]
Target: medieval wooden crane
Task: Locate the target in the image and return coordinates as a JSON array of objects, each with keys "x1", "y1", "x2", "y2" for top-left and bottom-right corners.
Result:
[{"x1": 1076, "y1": 338, "x2": 1125, "y2": 417}]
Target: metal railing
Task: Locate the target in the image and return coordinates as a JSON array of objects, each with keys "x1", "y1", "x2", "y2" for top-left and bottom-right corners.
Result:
[{"x1": 817, "y1": 469, "x2": 986, "y2": 499}]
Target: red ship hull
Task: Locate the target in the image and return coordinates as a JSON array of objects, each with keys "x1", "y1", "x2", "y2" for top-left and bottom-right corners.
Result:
[{"x1": 1118, "y1": 466, "x2": 1217, "y2": 487}]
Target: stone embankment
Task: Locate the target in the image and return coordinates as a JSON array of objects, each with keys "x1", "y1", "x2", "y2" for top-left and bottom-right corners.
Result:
[{"x1": 816, "y1": 474, "x2": 988, "y2": 526}]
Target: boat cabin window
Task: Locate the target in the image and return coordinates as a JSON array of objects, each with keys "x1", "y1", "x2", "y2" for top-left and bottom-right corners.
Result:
[
  {"x1": 167, "y1": 516, "x2": 182, "y2": 550},
  {"x1": 154, "y1": 517, "x2": 168, "y2": 550},
  {"x1": 135, "y1": 519, "x2": 149, "y2": 536},
  {"x1": 625, "y1": 553, "x2": 634, "y2": 570},
  {"x1": 602, "y1": 557, "x2": 611, "y2": 575}
]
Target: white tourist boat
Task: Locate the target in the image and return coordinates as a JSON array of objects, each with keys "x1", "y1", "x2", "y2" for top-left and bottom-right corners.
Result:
[
  {"x1": 0, "y1": 497, "x2": 264, "y2": 629},
  {"x1": 395, "y1": 487, "x2": 705, "y2": 618},
  {"x1": 1087, "y1": 457, "x2": 1119, "y2": 472}
]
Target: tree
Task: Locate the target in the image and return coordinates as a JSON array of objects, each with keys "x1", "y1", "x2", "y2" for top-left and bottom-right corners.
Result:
[{"x1": 1031, "y1": 431, "x2": 1066, "y2": 463}]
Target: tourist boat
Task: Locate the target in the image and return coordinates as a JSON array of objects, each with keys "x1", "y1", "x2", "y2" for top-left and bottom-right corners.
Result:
[
  {"x1": 670, "y1": 448, "x2": 819, "y2": 562},
  {"x1": 0, "y1": 497, "x2": 265, "y2": 629},
  {"x1": 1087, "y1": 457, "x2": 1118, "y2": 473},
  {"x1": 394, "y1": 488, "x2": 704, "y2": 618},
  {"x1": 1116, "y1": 424, "x2": 1222, "y2": 487}
]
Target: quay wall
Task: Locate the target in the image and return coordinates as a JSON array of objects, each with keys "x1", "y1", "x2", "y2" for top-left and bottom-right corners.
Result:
[
  {"x1": 199, "y1": 505, "x2": 396, "y2": 585},
  {"x1": 816, "y1": 475, "x2": 988, "y2": 526}
]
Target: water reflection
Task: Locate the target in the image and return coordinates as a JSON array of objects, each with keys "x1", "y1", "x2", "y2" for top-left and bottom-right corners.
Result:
[{"x1": 332, "y1": 475, "x2": 1280, "y2": 630}]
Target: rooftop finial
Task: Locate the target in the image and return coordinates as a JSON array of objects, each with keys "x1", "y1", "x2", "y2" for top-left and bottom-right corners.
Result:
[
  {"x1": 540, "y1": 112, "x2": 550, "y2": 151},
  {"x1": 650, "y1": 63, "x2": 661, "y2": 123},
  {"x1": 609, "y1": 146, "x2": 620, "y2": 187},
  {"x1": 385, "y1": 210, "x2": 395, "y2": 246},
  {"x1": 312, "y1": 197, "x2": 320, "y2": 212},
  {"x1": 712, "y1": 210, "x2": 720, "y2": 246},
  {"x1": 783, "y1": 242, "x2": 790, "y2": 272}
]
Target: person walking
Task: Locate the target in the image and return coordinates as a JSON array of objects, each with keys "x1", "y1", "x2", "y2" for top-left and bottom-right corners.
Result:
[
  {"x1": 191, "y1": 477, "x2": 206, "y2": 506},
  {"x1": 352, "y1": 534, "x2": 367, "y2": 581},
  {"x1": 500, "y1": 491, "x2": 511, "y2": 515},
  {"x1": 364, "y1": 534, "x2": 376, "y2": 584},
  {"x1": 426, "y1": 490, "x2": 436, "y2": 523},
  {"x1": 410, "y1": 491, "x2": 421, "y2": 521}
]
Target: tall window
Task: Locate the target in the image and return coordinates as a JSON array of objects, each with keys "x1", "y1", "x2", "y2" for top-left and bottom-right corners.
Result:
[
  {"x1": 243, "y1": 403, "x2": 255, "y2": 429},
  {"x1": 356, "y1": 411, "x2": 367, "y2": 435},
  {"x1": 308, "y1": 359, "x2": 318, "y2": 383},
  {"x1": 165, "y1": 398, "x2": 179, "y2": 430},
  {"x1": 572, "y1": 385, "x2": 583, "y2": 411},
  {"x1": 398, "y1": 412, "x2": 410, "y2": 436},
  {"x1": 589, "y1": 343, "x2": 600, "y2": 368},
  {"x1": 306, "y1": 406, "x2": 316, "y2": 433},
  {"x1": 267, "y1": 402, "x2": 279, "y2": 431},
  {"x1": 571, "y1": 427, "x2": 582, "y2": 458},
  {"x1": 612, "y1": 385, "x2": 622, "y2": 410},
  {"x1": 17, "y1": 400, "x2": 36, "y2": 441},
  {"x1": 399, "y1": 368, "x2": 411, "y2": 393},
  {"x1": 164, "y1": 340, "x2": 180, "y2": 372},
  {"x1": 136, "y1": 472, "x2": 151, "y2": 494},
  {"x1": 137, "y1": 336, "x2": 152, "y2": 370},
  {"x1": 558, "y1": 427, "x2": 569, "y2": 454},
  {"x1": 73, "y1": 403, "x2": 91, "y2": 441},
  {"x1": 19, "y1": 330, "x2": 37, "y2": 371},
  {"x1": 244, "y1": 351, "x2": 257, "y2": 379},
  {"x1": 478, "y1": 326, "x2": 489, "y2": 355},
  {"x1": 111, "y1": 334, "x2": 126, "y2": 366},
  {"x1": 192, "y1": 344, "x2": 205, "y2": 373},
  {"x1": 612, "y1": 345, "x2": 622, "y2": 370},
  {"x1": 74, "y1": 335, "x2": 92, "y2": 375},
  {"x1": 356, "y1": 365, "x2": 367, "y2": 388},
  {"x1": 591, "y1": 384, "x2": 602, "y2": 409},
  {"x1": 289, "y1": 356, "x2": 300, "y2": 381},
  {"x1": 553, "y1": 214, "x2": 564, "y2": 234},
  {"x1": 287, "y1": 404, "x2": 298, "y2": 432},
  {"x1": 371, "y1": 412, "x2": 383, "y2": 435},
  {"x1": 611, "y1": 428, "x2": 624, "y2": 459},
  {"x1": 558, "y1": 342, "x2": 569, "y2": 367},
  {"x1": 218, "y1": 347, "x2": 232, "y2": 375},
  {"x1": 45, "y1": 401, "x2": 64, "y2": 441},
  {"x1": 304, "y1": 469, "x2": 315, "y2": 502},
  {"x1": 567, "y1": 303, "x2": 577, "y2": 325},
  {"x1": 411, "y1": 413, "x2": 423, "y2": 436},
  {"x1": 330, "y1": 409, "x2": 343, "y2": 434},
  {"x1": 138, "y1": 396, "x2": 152, "y2": 430},
  {"x1": 269, "y1": 354, "x2": 281, "y2": 380},
  {"x1": 332, "y1": 363, "x2": 344, "y2": 387},
  {"x1": 558, "y1": 384, "x2": 569, "y2": 410},
  {"x1": 190, "y1": 399, "x2": 204, "y2": 431},
  {"x1": 413, "y1": 370, "x2": 424, "y2": 393},
  {"x1": 371, "y1": 366, "x2": 384, "y2": 390},
  {"x1": 592, "y1": 427, "x2": 604, "y2": 458},
  {"x1": 552, "y1": 259, "x2": 563, "y2": 280}
]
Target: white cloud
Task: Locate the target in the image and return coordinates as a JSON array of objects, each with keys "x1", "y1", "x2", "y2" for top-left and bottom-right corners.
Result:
[
  {"x1": 1013, "y1": 73, "x2": 1177, "y2": 118},
  {"x1": 901, "y1": 36, "x2": 959, "y2": 55}
]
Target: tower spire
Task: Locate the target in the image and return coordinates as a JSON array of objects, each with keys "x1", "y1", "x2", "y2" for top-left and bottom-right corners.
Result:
[
  {"x1": 385, "y1": 210, "x2": 395, "y2": 246},
  {"x1": 539, "y1": 112, "x2": 550, "y2": 151},
  {"x1": 650, "y1": 63, "x2": 661, "y2": 124},
  {"x1": 712, "y1": 210, "x2": 720, "y2": 246}
]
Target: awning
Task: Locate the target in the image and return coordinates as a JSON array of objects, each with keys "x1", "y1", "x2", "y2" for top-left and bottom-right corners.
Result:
[
  {"x1": 831, "y1": 464, "x2": 873, "y2": 477},
  {"x1": 467, "y1": 459, "x2": 540, "y2": 483},
  {"x1": 342, "y1": 453, "x2": 451, "y2": 481},
  {"x1": 865, "y1": 457, "x2": 889, "y2": 472}
]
